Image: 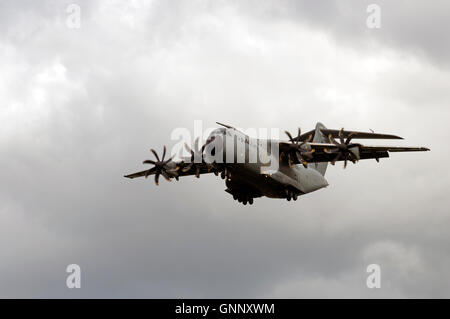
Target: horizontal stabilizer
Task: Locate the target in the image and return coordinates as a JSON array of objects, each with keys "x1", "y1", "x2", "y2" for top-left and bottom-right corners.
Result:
[
  {"x1": 320, "y1": 129, "x2": 403, "y2": 140},
  {"x1": 358, "y1": 145, "x2": 430, "y2": 152}
]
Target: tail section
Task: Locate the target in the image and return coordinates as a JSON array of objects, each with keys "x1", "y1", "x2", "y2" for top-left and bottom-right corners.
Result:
[{"x1": 311, "y1": 122, "x2": 328, "y2": 176}]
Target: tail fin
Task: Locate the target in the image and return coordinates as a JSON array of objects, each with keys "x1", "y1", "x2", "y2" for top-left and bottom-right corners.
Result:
[{"x1": 311, "y1": 122, "x2": 328, "y2": 176}]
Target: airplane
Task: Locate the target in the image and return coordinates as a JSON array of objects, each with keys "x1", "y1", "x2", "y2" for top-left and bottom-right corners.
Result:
[{"x1": 124, "y1": 122, "x2": 429, "y2": 205}]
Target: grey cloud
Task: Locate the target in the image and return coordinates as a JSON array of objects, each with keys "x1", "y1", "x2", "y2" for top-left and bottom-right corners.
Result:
[
  {"x1": 0, "y1": 0, "x2": 449, "y2": 298},
  {"x1": 238, "y1": 0, "x2": 450, "y2": 67}
]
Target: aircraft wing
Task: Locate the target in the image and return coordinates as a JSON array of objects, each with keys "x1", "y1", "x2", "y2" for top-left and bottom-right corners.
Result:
[
  {"x1": 279, "y1": 142, "x2": 430, "y2": 164},
  {"x1": 311, "y1": 143, "x2": 429, "y2": 162},
  {"x1": 295, "y1": 129, "x2": 403, "y2": 142},
  {"x1": 124, "y1": 161, "x2": 213, "y2": 179},
  {"x1": 124, "y1": 169, "x2": 151, "y2": 179},
  {"x1": 354, "y1": 145, "x2": 430, "y2": 152},
  {"x1": 320, "y1": 129, "x2": 403, "y2": 140}
]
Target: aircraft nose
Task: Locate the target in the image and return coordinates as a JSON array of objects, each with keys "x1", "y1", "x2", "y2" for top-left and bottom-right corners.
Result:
[{"x1": 204, "y1": 134, "x2": 225, "y2": 163}]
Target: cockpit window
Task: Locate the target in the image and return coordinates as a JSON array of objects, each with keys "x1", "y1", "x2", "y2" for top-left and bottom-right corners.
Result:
[
  {"x1": 210, "y1": 128, "x2": 226, "y2": 135},
  {"x1": 206, "y1": 128, "x2": 226, "y2": 143}
]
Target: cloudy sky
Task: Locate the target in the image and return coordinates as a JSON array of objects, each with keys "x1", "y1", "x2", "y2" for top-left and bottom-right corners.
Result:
[{"x1": 0, "y1": 0, "x2": 449, "y2": 298}]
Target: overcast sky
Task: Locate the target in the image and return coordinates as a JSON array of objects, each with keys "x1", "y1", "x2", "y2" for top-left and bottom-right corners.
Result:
[{"x1": 1, "y1": 0, "x2": 449, "y2": 298}]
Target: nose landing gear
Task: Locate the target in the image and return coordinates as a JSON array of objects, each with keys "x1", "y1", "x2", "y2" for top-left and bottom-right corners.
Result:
[{"x1": 220, "y1": 167, "x2": 231, "y2": 180}]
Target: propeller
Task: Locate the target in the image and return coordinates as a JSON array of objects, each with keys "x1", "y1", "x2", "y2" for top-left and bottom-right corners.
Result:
[
  {"x1": 143, "y1": 146, "x2": 179, "y2": 185},
  {"x1": 182, "y1": 137, "x2": 217, "y2": 178},
  {"x1": 325, "y1": 128, "x2": 360, "y2": 168},
  {"x1": 281, "y1": 128, "x2": 315, "y2": 167}
]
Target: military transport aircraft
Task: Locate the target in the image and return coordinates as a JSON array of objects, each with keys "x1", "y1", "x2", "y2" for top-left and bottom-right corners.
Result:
[{"x1": 124, "y1": 122, "x2": 429, "y2": 205}]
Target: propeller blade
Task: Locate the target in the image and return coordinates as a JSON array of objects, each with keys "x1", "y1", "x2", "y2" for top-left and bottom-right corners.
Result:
[
  {"x1": 150, "y1": 149, "x2": 160, "y2": 161},
  {"x1": 162, "y1": 145, "x2": 166, "y2": 161},
  {"x1": 295, "y1": 151, "x2": 303, "y2": 163},
  {"x1": 154, "y1": 172, "x2": 160, "y2": 185},
  {"x1": 345, "y1": 132, "x2": 357, "y2": 145},
  {"x1": 184, "y1": 142, "x2": 194, "y2": 156},
  {"x1": 161, "y1": 170, "x2": 172, "y2": 181},
  {"x1": 194, "y1": 137, "x2": 200, "y2": 153},
  {"x1": 285, "y1": 131, "x2": 294, "y2": 143},
  {"x1": 164, "y1": 154, "x2": 175, "y2": 164},
  {"x1": 143, "y1": 159, "x2": 156, "y2": 164},
  {"x1": 195, "y1": 166, "x2": 200, "y2": 178},
  {"x1": 339, "y1": 128, "x2": 345, "y2": 144},
  {"x1": 168, "y1": 169, "x2": 179, "y2": 178},
  {"x1": 329, "y1": 134, "x2": 339, "y2": 146},
  {"x1": 331, "y1": 152, "x2": 341, "y2": 165},
  {"x1": 144, "y1": 166, "x2": 157, "y2": 178}
]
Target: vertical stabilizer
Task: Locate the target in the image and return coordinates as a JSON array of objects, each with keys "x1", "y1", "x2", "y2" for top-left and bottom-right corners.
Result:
[{"x1": 312, "y1": 122, "x2": 328, "y2": 176}]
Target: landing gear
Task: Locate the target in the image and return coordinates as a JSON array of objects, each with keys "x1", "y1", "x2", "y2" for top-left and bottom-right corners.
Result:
[
  {"x1": 285, "y1": 189, "x2": 299, "y2": 202},
  {"x1": 220, "y1": 167, "x2": 231, "y2": 180},
  {"x1": 234, "y1": 194, "x2": 254, "y2": 205}
]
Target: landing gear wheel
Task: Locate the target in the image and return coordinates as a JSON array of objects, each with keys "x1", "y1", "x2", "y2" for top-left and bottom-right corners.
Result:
[
  {"x1": 249, "y1": 198, "x2": 254, "y2": 205},
  {"x1": 286, "y1": 190, "x2": 292, "y2": 201}
]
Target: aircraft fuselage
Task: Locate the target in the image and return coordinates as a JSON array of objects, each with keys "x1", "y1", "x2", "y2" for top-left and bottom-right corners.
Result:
[{"x1": 205, "y1": 128, "x2": 329, "y2": 199}]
